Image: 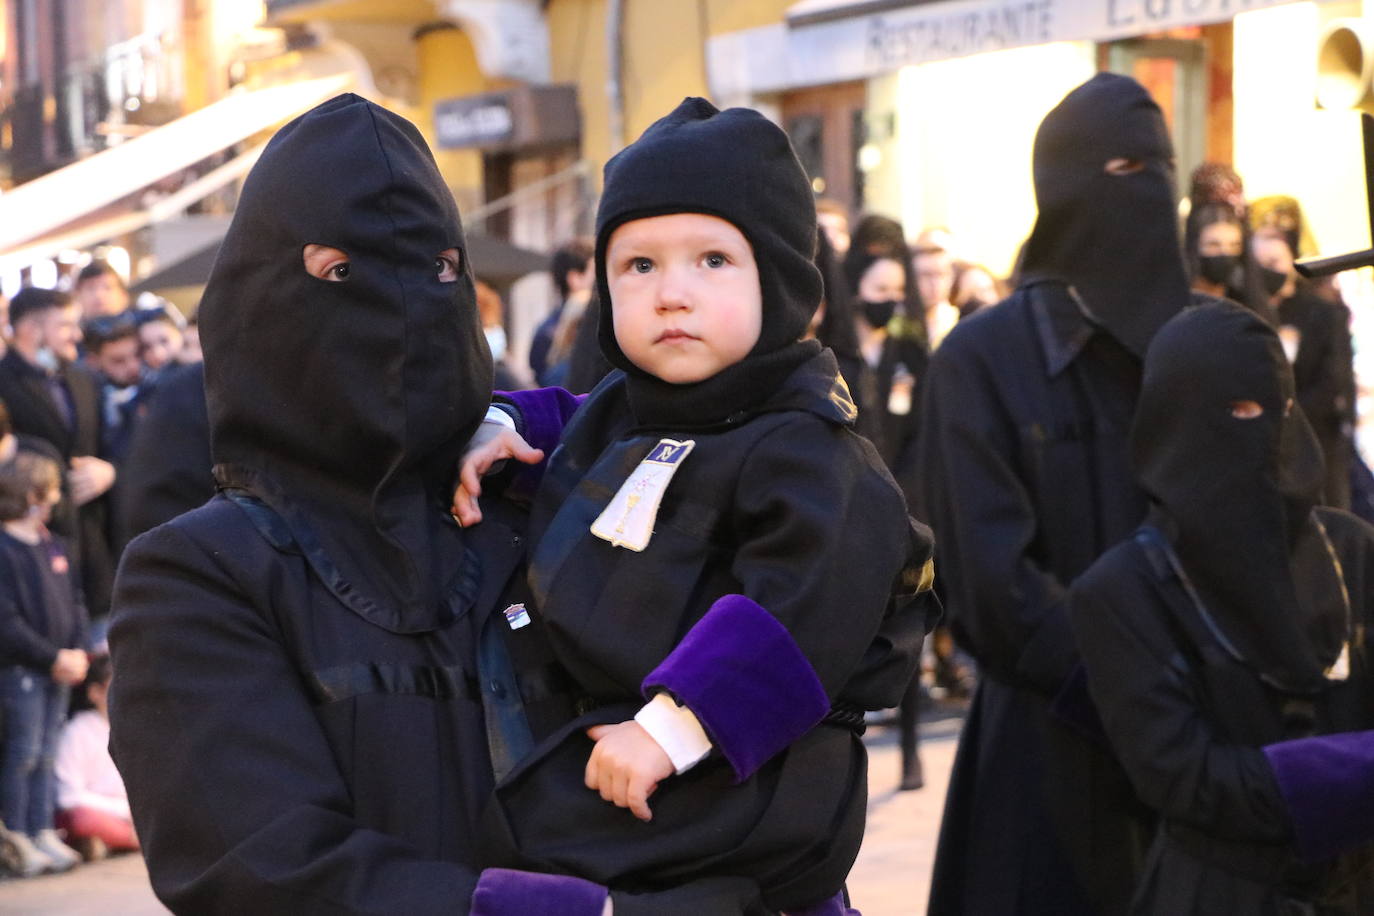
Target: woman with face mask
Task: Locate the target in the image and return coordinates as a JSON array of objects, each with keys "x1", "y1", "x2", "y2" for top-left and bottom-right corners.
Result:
[
  {"x1": 1184, "y1": 203, "x2": 1275, "y2": 324},
  {"x1": 1070, "y1": 302, "x2": 1374, "y2": 914}
]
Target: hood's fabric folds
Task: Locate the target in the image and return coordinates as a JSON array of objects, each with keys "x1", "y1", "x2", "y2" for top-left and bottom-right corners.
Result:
[
  {"x1": 1133, "y1": 301, "x2": 1344, "y2": 692},
  {"x1": 199, "y1": 93, "x2": 492, "y2": 633},
  {"x1": 1021, "y1": 73, "x2": 1190, "y2": 357}
]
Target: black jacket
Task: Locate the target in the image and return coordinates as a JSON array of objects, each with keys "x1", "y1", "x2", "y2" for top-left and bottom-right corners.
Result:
[
  {"x1": 0, "y1": 349, "x2": 114, "y2": 618},
  {"x1": 0, "y1": 529, "x2": 88, "y2": 670},
  {"x1": 1072, "y1": 508, "x2": 1374, "y2": 914},
  {"x1": 919, "y1": 283, "x2": 1167, "y2": 916},
  {"x1": 1277, "y1": 289, "x2": 1356, "y2": 509},
  {"x1": 485, "y1": 352, "x2": 934, "y2": 909}
]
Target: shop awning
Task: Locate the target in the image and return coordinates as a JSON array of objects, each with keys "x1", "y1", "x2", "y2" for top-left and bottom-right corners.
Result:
[
  {"x1": 0, "y1": 74, "x2": 352, "y2": 254},
  {"x1": 712, "y1": 0, "x2": 1318, "y2": 97}
]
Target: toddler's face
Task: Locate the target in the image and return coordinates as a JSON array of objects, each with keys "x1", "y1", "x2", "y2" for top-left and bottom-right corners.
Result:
[{"x1": 606, "y1": 213, "x2": 762, "y2": 385}]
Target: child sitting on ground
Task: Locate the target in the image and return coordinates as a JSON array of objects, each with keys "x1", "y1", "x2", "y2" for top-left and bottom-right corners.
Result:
[
  {"x1": 456, "y1": 98, "x2": 937, "y2": 916},
  {"x1": 0, "y1": 452, "x2": 89, "y2": 878},
  {"x1": 55, "y1": 654, "x2": 139, "y2": 861}
]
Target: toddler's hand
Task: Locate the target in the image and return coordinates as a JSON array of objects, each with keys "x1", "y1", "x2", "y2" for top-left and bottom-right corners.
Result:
[
  {"x1": 451, "y1": 423, "x2": 544, "y2": 526},
  {"x1": 584, "y1": 721, "x2": 674, "y2": 822}
]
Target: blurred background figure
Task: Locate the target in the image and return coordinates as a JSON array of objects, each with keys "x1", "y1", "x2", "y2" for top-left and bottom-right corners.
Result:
[
  {"x1": 529, "y1": 238, "x2": 594, "y2": 387},
  {"x1": 54, "y1": 654, "x2": 138, "y2": 863},
  {"x1": 1251, "y1": 199, "x2": 1356, "y2": 510},
  {"x1": 475, "y1": 279, "x2": 523, "y2": 391},
  {"x1": 913, "y1": 228, "x2": 960, "y2": 349},
  {"x1": 949, "y1": 262, "x2": 1004, "y2": 317},
  {"x1": 135, "y1": 311, "x2": 185, "y2": 381},
  {"x1": 83, "y1": 317, "x2": 146, "y2": 466},
  {"x1": 816, "y1": 198, "x2": 851, "y2": 257},
  {"x1": 72, "y1": 262, "x2": 130, "y2": 326}
]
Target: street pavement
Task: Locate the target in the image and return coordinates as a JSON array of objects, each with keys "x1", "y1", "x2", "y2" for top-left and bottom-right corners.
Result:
[{"x1": 0, "y1": 714, "x2": 961, "y2": 916}]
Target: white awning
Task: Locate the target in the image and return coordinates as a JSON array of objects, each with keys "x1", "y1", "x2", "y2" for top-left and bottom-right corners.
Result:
[
  {"x1": 713, "y1": 0, "x2": 1322, "y2": 98},
  {"x1": 0, "y1": 74, "x2": 352, "y2": 254}
]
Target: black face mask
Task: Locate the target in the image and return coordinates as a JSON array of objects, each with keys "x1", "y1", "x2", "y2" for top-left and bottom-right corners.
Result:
[
  {"x1": 1020, "y1": 74, "x2": 1189, "y2": 356},
  {"x1": 1197, "y1": 254, "x2": 1240, "y2": 287},
  {"x1": 200, "y1": 94, "x2": 492, "y2": 634},
  {"x1": 1133, "y1": 302, "x2": 1341, "y2": 693},
  {"x1": 1259, "y1": 265, "x2": 1290, "y2": 297},
  {"x1": 859, "y1": 298, "x2": 899, "y2": 329}
]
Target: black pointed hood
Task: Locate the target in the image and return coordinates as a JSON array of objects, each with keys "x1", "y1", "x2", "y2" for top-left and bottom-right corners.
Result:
[
  {"x1": 593, "y1": 97, "x2": 823, "y2": 427},
  {"x1": 1021, "y1": 73, "x2": 1189, "y2": 356},
  {"x1": 1133, "y1": 301, "x2": 1345, "y2": 693},
  {"x1": 199, "y1": 94, "x2": 492, "y2": 633}
]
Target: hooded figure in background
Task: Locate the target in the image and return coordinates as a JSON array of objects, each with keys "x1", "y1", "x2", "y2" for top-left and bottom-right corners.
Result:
[
  {"x1": 919, "y1": 73, "x2": 1207, "y2": 915},
  {"x1": 106, "y1": 94, "x2": 766, "y2": 916},
  {"x1": 1072, "y1": 301, "x2": 1374, "y2": 914}
]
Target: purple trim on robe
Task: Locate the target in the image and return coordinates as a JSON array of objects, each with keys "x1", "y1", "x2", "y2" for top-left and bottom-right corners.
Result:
[
  {"x1": 470, "y1": 868, "x2": 608, "y2": 916},
  {"x1": 1263, "y1": 729, "x2": 1374, "y2": 863},
  {"x1": 783, "y1": 890, "x2": 861, "y2": 915},
  {"x1": 643, "y1": 593, "x2": 829, "y2": 783},
  {"x1": 493, "y1": 388, "x2": 585, "y2": 500}
]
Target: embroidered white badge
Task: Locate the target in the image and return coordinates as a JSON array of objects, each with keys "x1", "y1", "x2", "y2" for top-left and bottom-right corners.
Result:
[{"x1": 590, "y1": 438, "x2": 696, "y2": 551}]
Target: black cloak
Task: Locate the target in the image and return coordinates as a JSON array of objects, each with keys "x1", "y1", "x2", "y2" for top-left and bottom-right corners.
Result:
[
  {"x1": 921, "y1": 73, "x2": 1192, "y2": 916},
  {"x1": 1072, "y1": 303, "x2": 1374, "y2": 913}
]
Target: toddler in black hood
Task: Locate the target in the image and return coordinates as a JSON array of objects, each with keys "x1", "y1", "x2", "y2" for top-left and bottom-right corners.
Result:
[{"x1": 460, "y1": 98, "x2": 936, "y2": 915}]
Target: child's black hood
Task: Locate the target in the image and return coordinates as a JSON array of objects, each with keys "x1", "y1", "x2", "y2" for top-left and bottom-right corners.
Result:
[
  {"x1": 199, "y1": 93, "x2": 492, "y2": 634},
  {"x1": 593, "y1": 97, "x2": 823, "y2": 427}
]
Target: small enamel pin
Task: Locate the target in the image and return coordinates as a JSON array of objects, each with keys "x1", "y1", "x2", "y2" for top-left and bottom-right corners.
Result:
[
  {"x1": 503, "y1": 603, "x2": 532, "y2": 630},
  {"x1": 591, "y1": 438, "x2": 696, "y2": 552}
]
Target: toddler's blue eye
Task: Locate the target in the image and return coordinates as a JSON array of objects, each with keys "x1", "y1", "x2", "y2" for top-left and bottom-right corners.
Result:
[{"x1": 632, "y1": 258, "x2": 653, "y2": 273}]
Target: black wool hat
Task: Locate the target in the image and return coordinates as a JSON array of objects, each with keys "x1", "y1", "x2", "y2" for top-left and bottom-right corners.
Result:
[{"x1": 594, "y1": 97, "x2": 822, "y2": 373}]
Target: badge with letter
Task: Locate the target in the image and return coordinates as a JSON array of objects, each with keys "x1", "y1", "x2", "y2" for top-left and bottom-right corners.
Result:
[{"x1": 591, "y1": 438, "x2": 696, "y2": 551}]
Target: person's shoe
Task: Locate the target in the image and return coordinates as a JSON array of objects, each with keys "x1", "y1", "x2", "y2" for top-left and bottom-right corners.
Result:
[
  {"x1": 898, "y1": 756, "x2": 925, "y2": 792},
  {"x1": 71, "y1": 835, "x2": 108, "y2": 863},
  {"x1": 1, "y1": 831, "x2": 56, "y2": 877},
  {"x1": 31, "y1": 829, "x2": 80, "y2": 872}
]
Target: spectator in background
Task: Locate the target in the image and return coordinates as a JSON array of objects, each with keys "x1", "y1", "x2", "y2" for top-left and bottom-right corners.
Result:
[
  {"x1": 0, "y1": 452, "x2": 89, "y2": 878},
  {"x1": 950, "y1": 262, "x2": 1004, "y2": 317},
  {"x1": 136, "y1": 311, "x2": 185, "y2": 381},
  {"x1": 84, "y1": 317, "x2": 145, "y2": 465},
  {"x1": 0, "y1": 289, "x2": 116, "y2": 622},
  {"x1": 72, "y1": 262, "x2": 129, "y2": 325},
  {"x1": 912, "y1": 229, "x2": 961, "y2": 350},
  {"x1": 815, "y1": 197, "x2": 851, "y2": 256},
  {"x1": 530, "y1": 238, "x2": 594, "y2": 386},
  {"x1": 1184, "y1": 202, "x2": 1275, "y2": 324},
  {"x1": 55, "y1": 654, "x2": 137, "y2": 862},
  {"x1": 1187, "y1": 162, "x2": 1248, "y2": 223},
  {"x1": 1, "y1": 292, "x2": 9, "y2": 359},
  {"x1": 1252, "y1": 221, "x2": 1355, "y2": 510},
  {"x1": 475, "y1": 280, "x2": 522, "y2": 391},
  {"x1": 178, "y1": 317, "x2": 203, "y2": 365}
]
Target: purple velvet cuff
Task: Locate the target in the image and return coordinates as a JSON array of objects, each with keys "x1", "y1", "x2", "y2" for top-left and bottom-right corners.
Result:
[
  {"x1": 1263, "y1": 729, "x2": 1374, "y2": 863},
  {"x1": 783, "y1": 891, "x2": 861, "y2": 915},
  {"x1": 493, "y1": 388, "x2": 585, "y2": 501},
  {"x1": 643, "y1": 594, "x2": 829, "y2": 782},
  {"x1": 470, "y1": 868, "x2": 607, "y2": 916}
]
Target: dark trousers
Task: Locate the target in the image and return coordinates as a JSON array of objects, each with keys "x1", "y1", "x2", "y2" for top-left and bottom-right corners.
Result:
[{"x1": 0, "y1": 666, "x2": 69, "y2": 834}]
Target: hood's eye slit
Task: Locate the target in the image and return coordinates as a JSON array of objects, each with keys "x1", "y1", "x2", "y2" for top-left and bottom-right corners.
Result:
[
  {"x1": 436, "y1": 248, "x2": 462, "y2": 282},
  {"x1": 303, "y1": 244, "x2": 352, "y2": 282}
]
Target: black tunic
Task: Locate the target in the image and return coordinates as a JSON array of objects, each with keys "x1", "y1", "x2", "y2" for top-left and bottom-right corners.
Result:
[
  {"x1": 919, "y1": 282, "x2": 1160, "y2": 915},
  {"x1": 483, "y1": 353, "x2": 934, "y2": 909},
  {"x1": 1071, "y1": 508, "x2": 1374, "y2": 914}
]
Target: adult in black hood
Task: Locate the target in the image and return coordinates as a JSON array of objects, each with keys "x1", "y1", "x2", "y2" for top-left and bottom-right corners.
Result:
[
  {"x1": 107, "y1": 95, "x2": 766, "y2": 916},
  {"x1": 1020, "y1": 72, "x2": 1188, "y2": 357},
  {"x1": 1072, "y1": 302, "x2": 1374, "y2": 913},
  {"x1": 920, "y1": 72, "x2": 1197, "y2": 916}
]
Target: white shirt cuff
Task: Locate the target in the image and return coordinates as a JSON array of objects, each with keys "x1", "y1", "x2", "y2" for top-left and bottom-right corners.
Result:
[
  {"x1": 483, "y1": 405, "x2": 517, "y2": 431},
  {"x1": 634, "y1": 692, "x2": 713, "y2": 775}
]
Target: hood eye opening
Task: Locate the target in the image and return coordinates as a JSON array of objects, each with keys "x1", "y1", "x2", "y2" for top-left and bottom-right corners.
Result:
[
  {"x1": 304, "y1": 244, "x2": 352, "y2": 282},
  {"x1": 1230, "y1": 399, "x2": 1265, "y2": 420},
  {"x1": 436, "y1": 248, "x2": 462, "y2": 283}
]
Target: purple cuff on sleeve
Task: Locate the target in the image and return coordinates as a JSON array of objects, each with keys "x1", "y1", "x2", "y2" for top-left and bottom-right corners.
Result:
[
  {"x1": 783, "y1": 891, "x2": 861, "y2": 915},
  {"x1": 493, "y1": 388, "x2": 585, "y2": 501},
  {"x1": 643, "y1": 594, "x2": 830, "y2": 782},
  {"x1": 1263, "y1": 729, "x2": 1374, "y2": 863},
  {"x1": 470, "y1": 868, "x2": 607, "y2": 916}
]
